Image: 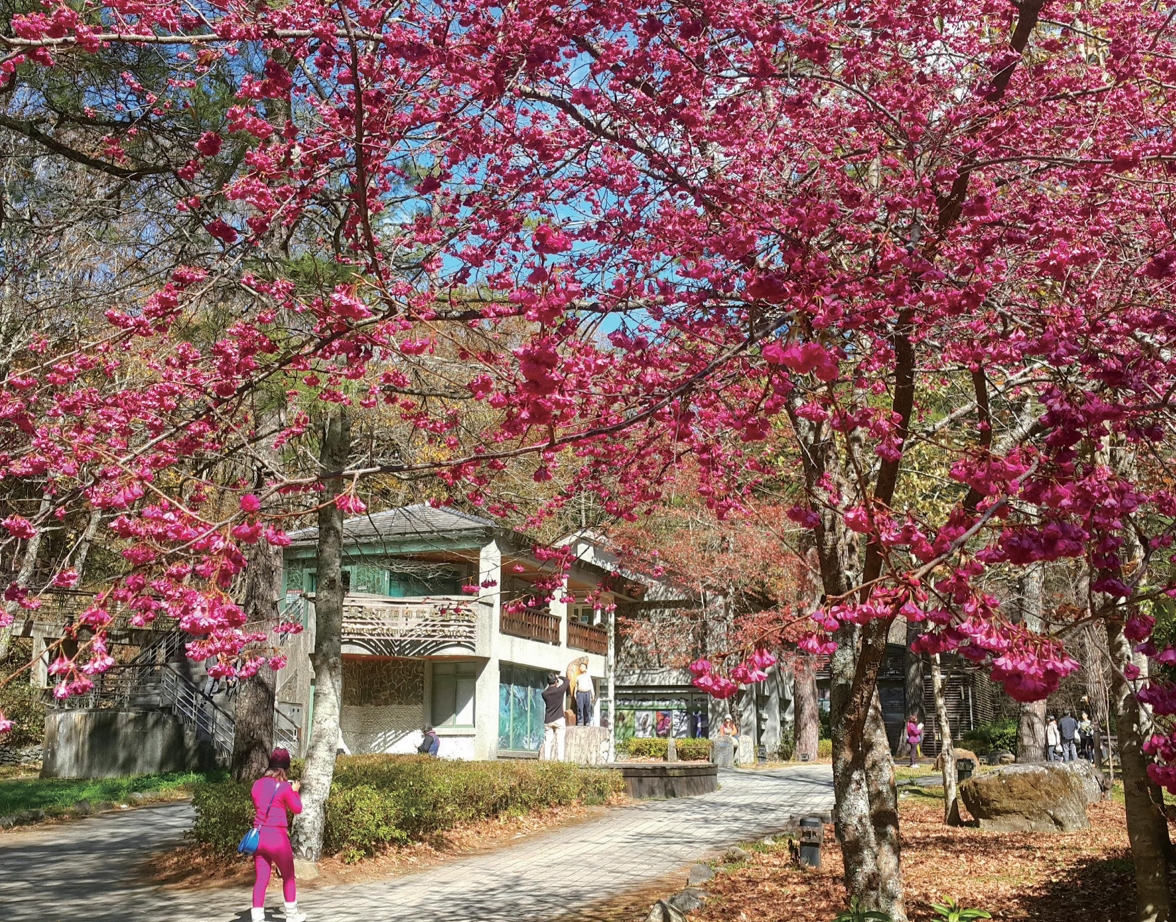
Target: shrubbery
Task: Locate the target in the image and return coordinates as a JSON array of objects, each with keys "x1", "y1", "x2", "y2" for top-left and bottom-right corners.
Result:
[
  {"x1": 0, "y1": 675, "x2": 46, "y2": 748},
  {"x1": 817, "y1": 738, "x2": 833, "y2": 759},
  {"x1": 189, "y1": 755, "x2": 623, "y2": 862},
  {"x1": 618, "y1": 737, "x2": 713, "y2": 761},
  {"x1": 959, "y1": 718, "x2": 1018, "y2": 755}
]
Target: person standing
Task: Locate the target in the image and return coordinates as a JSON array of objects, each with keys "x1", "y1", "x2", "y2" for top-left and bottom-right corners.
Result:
[
  {"x1": 1058, "y1": 710, "x2": 1079, "y2": 762},
  {"x1": 1046, "y1": 715, "x2": 1061, "y2": 761},
  {"x1": 250, "y1": 748, "x2": 305, "y2": 922},
  {"x1": 905, "y1": 714, "x2": 924, "y2": 767},
  {"x1": 541, "y1": 671, "x2": 570, "y2": 761},
  {"x1": 1079, "y1": 711, "x2": 1095, "y2": 761},
  {"x1": 417, "y1": 725, "x2": 440, "y2": 757},
  {"x1": 575, "y1": 664, "x2": 594, "y2": 727}
]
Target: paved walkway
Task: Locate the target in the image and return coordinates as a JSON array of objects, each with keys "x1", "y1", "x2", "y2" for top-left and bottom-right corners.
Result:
[{"x1": 0, "y1": 765, "x2": 833, "y2": 922}]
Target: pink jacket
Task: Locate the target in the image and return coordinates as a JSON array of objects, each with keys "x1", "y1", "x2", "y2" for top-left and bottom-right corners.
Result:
[{"x1": 251, "y1": 777, "x2": 302, "y2": 830}]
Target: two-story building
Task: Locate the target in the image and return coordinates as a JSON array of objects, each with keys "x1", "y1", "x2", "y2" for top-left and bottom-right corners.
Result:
[{"x1": 278, "y1": 505, "x2": 627, "y2": 760}]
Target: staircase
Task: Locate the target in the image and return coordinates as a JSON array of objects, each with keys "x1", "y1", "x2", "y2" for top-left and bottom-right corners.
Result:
[{"x1": 50, "y1": 629, "x2": 303, "y2": 761}]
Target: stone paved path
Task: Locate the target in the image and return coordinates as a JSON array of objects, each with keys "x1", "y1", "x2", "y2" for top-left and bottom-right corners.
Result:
[{"x1": 0, "y1": 765, "x2": 833, "y2": 922}]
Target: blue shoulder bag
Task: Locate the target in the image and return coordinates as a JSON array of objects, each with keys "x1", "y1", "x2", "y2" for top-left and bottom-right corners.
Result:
[{"x1": 238, "y1": 782, "x2": 282, "y2": 856}]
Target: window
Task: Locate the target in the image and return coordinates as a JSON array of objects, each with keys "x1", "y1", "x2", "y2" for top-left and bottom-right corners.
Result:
[
  {"x1": 573, "y1": 604, "x2": 596, "y2": 625},
  {"x1": 432, "y1": 662, "x2": 477, "y2": 728}
]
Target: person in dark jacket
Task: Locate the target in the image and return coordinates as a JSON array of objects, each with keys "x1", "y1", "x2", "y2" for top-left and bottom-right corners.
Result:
[
  {"x1": 1058, "y1": 711, "x2": 1079, "y2": 762},
  {"x1": 417, "y1": 725, "x2": 440, "y2": 757},
  {"x1": 541, "y1": 672, "x2": 570, "y2": 761}
]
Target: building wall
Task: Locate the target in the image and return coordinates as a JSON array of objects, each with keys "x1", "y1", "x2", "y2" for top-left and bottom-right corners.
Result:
[{"x1": 339, "y1": 658, "x2": 425, "y2": 755}]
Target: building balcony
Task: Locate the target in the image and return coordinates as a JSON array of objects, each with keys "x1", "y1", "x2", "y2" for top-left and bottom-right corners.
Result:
[
  {"x1": 340, "y1": 593, "x2": 485, "y2": 657},
  {"x1": 568, "y1": 621, "x2": 608, "y2": 655},
  {"x1": 500, "y1": 608, "x2": 561, "y2": 645}
]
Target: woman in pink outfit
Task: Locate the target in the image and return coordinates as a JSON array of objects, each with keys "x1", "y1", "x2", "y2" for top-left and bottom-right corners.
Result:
[{"x1": 250, "y1": 748, "x2": 305, "y2": 922}]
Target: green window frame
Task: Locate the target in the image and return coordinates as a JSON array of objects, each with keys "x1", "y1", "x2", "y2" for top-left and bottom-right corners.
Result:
[{"x1": 431, "y1": 662, "x2": 477, "y2": 728}]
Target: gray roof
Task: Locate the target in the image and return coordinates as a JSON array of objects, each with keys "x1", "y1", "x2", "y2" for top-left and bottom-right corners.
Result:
[{"x1": 287, "y1": 504, "x2": 498, "y2": 548}]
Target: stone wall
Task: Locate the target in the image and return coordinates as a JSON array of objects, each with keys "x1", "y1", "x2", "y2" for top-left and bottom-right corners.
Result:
[
  {"x1": 41, "y1": 710, "x2": 215, "y2": 779},
  {"x1": 0, "y1": 744, "x2": 42, "y2": 766},
  {"x1": 340, "y1": 658, "x2": 424, "y2": 754}
]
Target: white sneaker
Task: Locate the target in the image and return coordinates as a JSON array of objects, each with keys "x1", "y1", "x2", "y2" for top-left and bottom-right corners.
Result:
[{"x1": 284, "y1": 902, "x2": 308, "y2": 922}]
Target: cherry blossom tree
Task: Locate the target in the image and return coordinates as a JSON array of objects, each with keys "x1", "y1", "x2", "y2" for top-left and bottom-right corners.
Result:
[{"x1": 5, "y1": 2, "x2": 1176, "y2": 918}]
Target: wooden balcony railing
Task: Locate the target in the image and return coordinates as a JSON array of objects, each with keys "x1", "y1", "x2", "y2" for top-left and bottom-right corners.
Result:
[
  {"x1": 568, "y1": 621, "x2": 608, "y2": 655},
  {"x1": 500, "y1": 608, "x2": 561, "y2": 645}
]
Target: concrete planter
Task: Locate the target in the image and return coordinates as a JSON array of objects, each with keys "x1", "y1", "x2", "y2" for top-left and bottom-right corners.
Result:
[{"x1": 607, "y1": 761, "x2": 719, "y2": 799}]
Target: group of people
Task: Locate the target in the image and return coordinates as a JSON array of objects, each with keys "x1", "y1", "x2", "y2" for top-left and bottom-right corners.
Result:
[
  {"x1": 903, "y1": 709, "x2": 1099, "y2": 767},
  {"x1": 1046, "y1": 711, "x2": 1096, "y2": 762},
  {"x1": 541, "y1": 663, "x2": 596, "y2": 761}
]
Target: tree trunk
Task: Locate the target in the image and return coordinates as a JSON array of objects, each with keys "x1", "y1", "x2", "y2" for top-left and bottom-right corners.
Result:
[
  {"x1": 900, "y1": 621, "x2": 924, "y2": 759},
  {"x1": 230, "y1": 401, "x2": 286, "y2": 782},
  {"x1": 794, "y1": 654, "x2": 819, "y2": 762},
  {"x1": 830, "y1": 622, "x2": 906, "y2": 922},
  {"x1": 293, "y1": 409, "x2": 350, "y2": 864},
  {"x1": 230, "y1": 537, "x2": 282, "y2": 781},
  {"x1": 1107, "y1": 613, "x2": 1171, "y2": 922},
  {"x1": 1015, "y1": 563, "x2": 1048, "y2": 762},
  {"x1": 930, "y1": 655, "x2": 960, "y2": 825},
  {"x1": 0, "y1": 493, "x2": 52, "y2": 661}
]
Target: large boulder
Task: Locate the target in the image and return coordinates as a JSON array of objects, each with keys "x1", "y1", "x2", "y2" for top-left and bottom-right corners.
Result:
[
  {"x1": 1054, "y1": 760, "x2": 1110, "y2": 804},
  {"x1": 934, "y1": 748, "x2": 980, "y2": 772},
  {"x1": 959, "y1": 763, "x2": 1090, "y2": 833},
  {"x1": 712, "y1": 736, "x2": 736, "y2": 769}
]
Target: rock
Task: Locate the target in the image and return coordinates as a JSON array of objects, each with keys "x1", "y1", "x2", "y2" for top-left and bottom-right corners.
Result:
[
  {"x1": 959, "y1": 763, "x2": 1089, "y2": 833},
  {"x1": 985, "y1": 750, "x2": 1015, "y2": 766},
  {"x1": 712, "y1": 736, "x2": 735, "y2": 769},
  {"x1": 128, "y1": 792, "x2": 151, "y2": 805},
  {"x1": 91, "y1": 801, "x2": 116, "y2": 814},
  {"x1": 687, "y1": 863, "x2": 714, "y2": 886},
  {"x1": 761, "y1": 835, "x2": 776, "y2": 846},
  {"x1": 667, "y1": 888, "x2": 707, "y2": 913},
  {"x1": 73, "y1": 800, "x2": 94, "y2": 816},
  {"x1": 725, "y1": 846, "x2": 750, "y2": 862},
  {"x1": 999, "y1": 752, "x2": 1016, "y2": 765},
  {"x1": 1054, "y1": 760, "x2": 1110, "y2": 804},
  {"x1": 16, "y1": 809, "x2": 45, "y2": 824},
  {"x1": 934, "y1": 748, "x2": 980, "y2": 772},
  {"x1": 294, "y1": 858, "x2": 319, "y2": 880},
  {"x1": 645, "y1": 901, "x2": 688, "y2": 922},
  {"x1": 667, "y1": 738, "x2": 679, "y2": 763},
  {"x1": 0, "y1": 814, "x2": 16, "y2": 829}
]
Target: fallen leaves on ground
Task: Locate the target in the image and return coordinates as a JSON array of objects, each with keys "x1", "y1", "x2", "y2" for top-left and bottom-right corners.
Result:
[{"x1": 692, "y1": 798, "x2": 1143, "y2": 922}]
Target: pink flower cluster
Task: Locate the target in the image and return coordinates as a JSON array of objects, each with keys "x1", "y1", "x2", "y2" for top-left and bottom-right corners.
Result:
[{"x1": 690, "y1": 649, "x2": 777, "y2": 700}]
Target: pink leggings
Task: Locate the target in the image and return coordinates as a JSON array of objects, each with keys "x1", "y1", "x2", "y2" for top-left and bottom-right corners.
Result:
[{"x1": 253, "y1": 827, "x2": 297, "y2": 907}]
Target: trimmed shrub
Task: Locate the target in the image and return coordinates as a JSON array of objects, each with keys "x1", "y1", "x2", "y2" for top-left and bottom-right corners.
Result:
[
  {"x1": 189, "y1": 755, "x2": 623, "y2": 862},
  {"x1": 618, "y1": 737, "x2": 712, "y2": 761},
  {"x1": 817, "y1": 738, "x2": 833, "y2": 759},
  {"x1": 960, "y1": 718, "x2": 1018, "y2": 755}
]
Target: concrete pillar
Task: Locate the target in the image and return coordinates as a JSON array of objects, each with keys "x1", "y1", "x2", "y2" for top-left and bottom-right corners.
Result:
[
  {"x1": 551, "y1": 574, "x2": 569, "y2": 647},
  {"x1": 30, "y1": 629, "x2": 48, "y2": 687},
  {"x1": 477, "y1": 541, "x2": 503, "y2": 759}
]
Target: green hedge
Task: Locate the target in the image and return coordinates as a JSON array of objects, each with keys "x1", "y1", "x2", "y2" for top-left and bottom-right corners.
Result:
[
  {"x1": 189, "y1": 755, "x2": 623, "y2": 863},
  {"x1": 960, "y1": 718, "x2": 1018, "y2": 755},
  {"x1": 817, "y1": 739, "x2": 833, "y2": 759},
  {"x1": 618, "y1": 737, "x2": 712, "y2": 761}
]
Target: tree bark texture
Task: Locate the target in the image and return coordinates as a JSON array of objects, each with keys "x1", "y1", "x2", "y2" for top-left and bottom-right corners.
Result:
[
  {"x1": 794, "y1": 654, "x2": 820, "y2": 762},
  {"x1": 293, "y1": 409, "x2": 350, "y2": 864},
  {"x1": 831, "y1": 627, "x2": 906, "y2": 922},
  {"x1": 1107, "y1": 613, "x2": 1171, "y2": 922},
  {"x1": 230, "y1": 535, "x2": 282, "y2": 781},
  {"x1": 930, "y1": 655, "x2": 960, "y2": 826}
]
